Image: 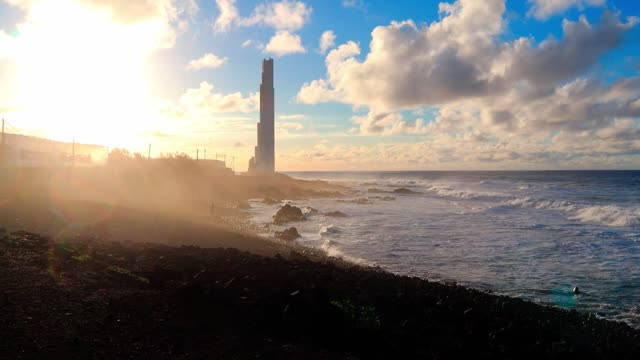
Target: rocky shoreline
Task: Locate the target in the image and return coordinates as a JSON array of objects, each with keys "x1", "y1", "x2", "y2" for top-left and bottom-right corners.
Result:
[{"x1": 2, "y1": 227, "x2": 640, "y2": 359}]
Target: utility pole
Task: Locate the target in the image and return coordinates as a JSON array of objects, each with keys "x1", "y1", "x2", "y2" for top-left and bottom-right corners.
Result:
[
  {"x1": 72, "y1": 139, "x2": 75, "y2": 167},
  {"x1": 148, "y1": 144, "x2": 151, "y2": 159},
  {"x1": 1, "y1": 118, "x2": 4, "y2": 164},
  {"x1": 196, "y1": 149, "x2": 199, "y2": 161},
  {"x1": 223, "y1": 154, "x2": 226, "y2": 167}
]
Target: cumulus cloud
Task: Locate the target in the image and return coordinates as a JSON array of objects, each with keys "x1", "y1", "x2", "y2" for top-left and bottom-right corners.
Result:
[
  {"x1": 297, "y1": 1, "x2": 636, "y2": 112},
  {"x1": 291, "y1": 0, "x2": 640, "y2": 168},
  {"x1": 241, "y1": 0, "x2": 312, "y2": 31},
  {"x1": 168, "y1": 81, "x2": 258, "y2": 116},
  {"x1": 528, "y1": 0, "x2": 606, "y2": 20},
  {"x1": 318, "y1": 30, "x2": 336, "y2": 54},
  {"x1": 241, "y1": 39, "x2": 253, "y2": 47},
  {"x1": 264, "y1": 31, "x2": 306, "y2": 56},
  {"x1": 213, "y1": 0, "x2": 239, "y2": 32},
  {"x1": 186, "y1": 53, "x2": 227, "y2": 70},
  {"x1": 481, "y1": 77, "x2": 640, "y2": 134},
  {"x1": 213, "y1": 0, "x2": 312, "y2": 32},
  {"x1": 279, "y1": 114, "x2": 308, "y2": 120},
  {"x1": 277, "y1": 122, "x2": 305, "y2": 130},
  {"x1": 352, "y1": 111, "x2": 427, "y2": 135},
  {"x1": 502, "y1": 13, "x2": 638, "y2": 87}
]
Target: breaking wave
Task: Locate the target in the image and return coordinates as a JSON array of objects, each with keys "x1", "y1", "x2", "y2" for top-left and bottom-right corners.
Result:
[
  {"x1": 320, "y1": 225, "x2": 342, "y2": 237},
  {"x1": 423, "y1": 184, "x2": 509, "y2": 201},
  {"x1": 503, "y1": 197, "x2": 640, "y2": 227},
  {"x1": 320, "y1": 237, "x2": 368, "y2": 265}
]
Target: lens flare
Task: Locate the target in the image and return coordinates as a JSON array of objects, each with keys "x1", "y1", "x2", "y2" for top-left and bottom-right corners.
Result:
[{"x1": 48, "y1": 169, "x2": 115, "y2": 227}]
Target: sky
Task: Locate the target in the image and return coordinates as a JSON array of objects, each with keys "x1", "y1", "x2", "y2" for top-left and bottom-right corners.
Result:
[{"x1": 0, "y1": 0, "x2": 639, "y2": 171}]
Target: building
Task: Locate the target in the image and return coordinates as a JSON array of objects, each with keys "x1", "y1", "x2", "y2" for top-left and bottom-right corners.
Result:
[
  {"x1": 249, "y1": 58, "x2": 275, "y2": 174},
  {"x1": 0, "y1": 132, "x2": 108, "y2": 167}
]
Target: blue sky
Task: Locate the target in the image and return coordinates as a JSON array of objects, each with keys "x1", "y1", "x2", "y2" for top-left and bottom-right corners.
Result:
[{"x1": 0, "y1": 0, "x2": 639, "y2": 170}]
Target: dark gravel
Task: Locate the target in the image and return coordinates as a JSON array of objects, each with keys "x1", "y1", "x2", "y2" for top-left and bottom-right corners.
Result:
[{"x1": 1, "y1": 229, "x2": 639, "y2": 359}]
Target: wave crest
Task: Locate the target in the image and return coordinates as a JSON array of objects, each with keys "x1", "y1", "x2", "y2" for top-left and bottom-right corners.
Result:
[{"x1": 503, "y1": 197, "x2": 640, "y2": 227}]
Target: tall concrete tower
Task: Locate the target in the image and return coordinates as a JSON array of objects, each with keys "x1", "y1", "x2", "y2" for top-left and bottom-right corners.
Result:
[{"x1": 253, "y1": 58, "x2": 275, "y2": 174}]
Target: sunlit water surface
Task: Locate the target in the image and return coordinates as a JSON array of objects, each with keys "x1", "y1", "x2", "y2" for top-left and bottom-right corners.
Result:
[{"x1": 247, "y1": 171, "x2": 640, "y2": 327}]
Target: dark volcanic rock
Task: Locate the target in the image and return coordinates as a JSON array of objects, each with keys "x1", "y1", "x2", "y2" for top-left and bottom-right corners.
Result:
[
  {"x1": 325, "y1": 211, "x2": 347, "y2": 218},
  {"x1": 370, "y1": 196, "x2": 395, "y2": 201},
  {"x1": 263, "y1": 197, "x2": 281, "y2": 205},
  {"x1": 393, "y1": 187, "x2": 419, "y2": 194},
  {"x1": 275, "y1": 227, "x2": 301, "y2": 241},
  {"x1": 337, "y1": 198, "x2": 372, "y2": 205},
  {"x1": 3, "y1": 227, "x2": 640, "y2": 359},
  {"x1": 273, "y1": 204, "x2": 305, "y2": 224},
  {"x1": 367, "y1": 188, "x2": 387, "y2": 193}
]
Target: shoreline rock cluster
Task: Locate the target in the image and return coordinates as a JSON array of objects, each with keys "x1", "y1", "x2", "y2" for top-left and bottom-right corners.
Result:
[{"x1": 273, "y1": 204, "x2": 306, "y2": 225}]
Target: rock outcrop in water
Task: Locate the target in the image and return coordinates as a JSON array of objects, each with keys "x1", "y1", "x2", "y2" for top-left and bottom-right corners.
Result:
[
  {"x1": 370, "y1": 196, "x2": 396, "y2": 201},
  {"x1": 325, "y1": 211, "x2": 348, "y2": 217},
  {"x1": 275, "y1": 227, "x2": 301, "y2": 241},
  {"x1": 337, "y1": 198, "x2": 372, "y2": 205},
  {"x1": 393, "y1": 187, "x2": 420, "y2": 194},
  {"x1": 367, "y1": 188, "x2": 387, "y2": 193},
  {"x1": 263, "y1": 197, "x2": 281, "y2": 205},
  {"x1": 273, "y1": 204, "x2": 305, "y2": 224}
]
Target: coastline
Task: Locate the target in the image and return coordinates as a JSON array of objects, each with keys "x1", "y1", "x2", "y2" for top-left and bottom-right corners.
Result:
[{"x1": 2, "y1": 169, "x2": 640, "y2": 357}]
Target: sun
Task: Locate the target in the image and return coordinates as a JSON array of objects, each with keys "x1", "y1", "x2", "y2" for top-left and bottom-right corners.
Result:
[{"x1": 9, "y1": 0, "x2": 164, "y2": 148}]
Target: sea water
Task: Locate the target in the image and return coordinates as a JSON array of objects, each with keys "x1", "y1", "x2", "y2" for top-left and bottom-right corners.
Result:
[{"x1": 247, "y1": 171, "x2": 640, "y2": 327}]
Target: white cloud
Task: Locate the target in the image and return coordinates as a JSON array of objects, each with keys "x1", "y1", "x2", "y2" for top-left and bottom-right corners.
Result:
[
  {"x1": 186, "y1": 53, "x2": 227, "y2": 70},
  {"x1": 342, "y1": 0, "x2": 366, "y2": 11},
  {"x1": 528, "y1": 0, "x2": 606, "y2": 20},
  {"x1": 279, "y1": 114, "x2": 307, "y2": 120},
  {"x1": 292, "y1": 0, "x2": 640, "y2": 168},
  {"x1": 168, "y1": 81, "x2": 258, "y2": 116},
  {"x1": 318, "y1": 30, "x2": 336, "y2": 54},
  {"x1": 264, "y1": 31, "x2": 306, "y2": 56},
  {"x1": 213, "y1": 0, "x2": 312, "y2": 32},
  {"x1": 297, "y1": 1, "x2": 637, "y2": 112},
  {"x1": 213, "y1": 0, "x2": 239, "y2": 32},
  {"x1": 278, "y1": 122, "x2": 304, "y2": 130},
  {"x1": 241, "y1": 39, "x2": 253, "y2": 47},
  {"x1": 241, "y1": 1, "x2": 312, "y2": 31},
  {"x1": 352, "y1": 111, "x2": 427, "y2": 135}
]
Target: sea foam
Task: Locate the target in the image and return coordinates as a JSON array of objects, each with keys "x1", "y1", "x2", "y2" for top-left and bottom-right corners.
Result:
[{"x1": 504, "y1": 196, "x2": 639, "y2": 227}]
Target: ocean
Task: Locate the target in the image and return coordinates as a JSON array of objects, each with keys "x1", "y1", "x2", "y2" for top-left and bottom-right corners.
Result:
[{"x1": 247, "y1": 171, "x2": 640, "y2": 327}]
